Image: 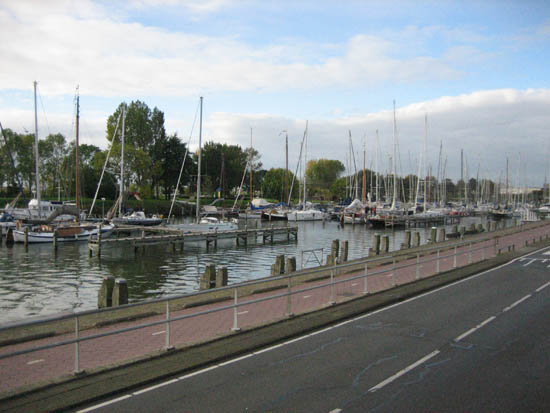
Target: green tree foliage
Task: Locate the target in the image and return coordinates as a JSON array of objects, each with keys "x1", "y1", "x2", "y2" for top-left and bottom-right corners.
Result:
[
  {"x1": 105, "y1": 101, "x2": 166, "y2": 194},
  {"x1": 261, "y1": 168, "x2": 296, "y2": 202},
  {"x1": 161, "y1": 134, "x2": 194, "y2": 199},
  {"x1": 306, "y1": 159, "x2": 345, "y2": 198},
  {"x1": 200, "y1": 141, "x2": 249, "y2": 198}
]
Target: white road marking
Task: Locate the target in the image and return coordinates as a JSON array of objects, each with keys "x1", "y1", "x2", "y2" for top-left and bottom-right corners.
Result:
[
  {"x1": 237, "y1": 311, "x2": 249, "y2": 315},
  {"x1": 503, "y1": 294, "x2": 532, "y2": 312},
  {"x1": 351, "y1": 283, "x2": 359, "y2": 286},
  {"x1": 132, "y1": 379, "x2": 179, "y2": 395},
  {"x1": 152, "y1": 331, "x2": 165, "y2": 336},
  {"x1": 328, "y1": 409, "x2": 342, "y2": 413},
  {"x1": 536, "y1": 282, "x2": 550, "y2": 292},
  {"x1": 542, "y1": 259, "x2": 549, "y2": 263},
  {"x1": 303, "y1": 295, "x2": 312, "y2": 299},
  {"x1": 80, "y1": 244, "x2": 550, "y2": 411},
  {"x1": 519, "y1": 258, "x2": 526, "y2": 262},
  {"x1": 523, "y1": 259, "x2": 535, "y2": 266},
  {"x1": 454, "y1": 316, "x2": 496, "y2": 342},
  {"x1": 77, "y1": 395, "x2": 132, "y2": 412},
  {"x1": 543, "y1": 250, "x2": 550, "y2": 255},
  {"x1": 26, "y1": 359, "x2": 44, "y2": 365},
  {"x1": 368, "y1": 350, "x2": 440, "y2": 392},
  {"x1": 179, "y1": 365, "x2": 219, "y2": 380}
]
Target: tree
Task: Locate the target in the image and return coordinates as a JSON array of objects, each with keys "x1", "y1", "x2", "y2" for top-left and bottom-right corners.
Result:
[
  {"x1": 105, "y1": 101, "x2": 167, "y2": 197},
  {"x1": 306, "y1": 159, "x2": 345, "y2": 198},
  {"x1": 161, "y1": 134, "x2": 194, "y2": 199},
  {"x1": 261, "y1": 168, "x2": 296, "y2": 201}
]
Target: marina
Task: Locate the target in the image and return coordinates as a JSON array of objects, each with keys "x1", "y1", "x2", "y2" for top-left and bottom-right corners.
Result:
[{"x1": 0, "y1": 215, "x2": 512, "y2": 323}]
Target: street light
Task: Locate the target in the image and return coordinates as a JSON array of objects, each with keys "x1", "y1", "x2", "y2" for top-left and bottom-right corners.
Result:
[{"x1": 101, "y1": 197, "x2": 105, "y2": 219}]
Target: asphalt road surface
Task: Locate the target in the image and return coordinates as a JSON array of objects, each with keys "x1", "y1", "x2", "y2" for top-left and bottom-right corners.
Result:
[{"x1": 78, "y1": 246, "x2": 550, "y2": 413}]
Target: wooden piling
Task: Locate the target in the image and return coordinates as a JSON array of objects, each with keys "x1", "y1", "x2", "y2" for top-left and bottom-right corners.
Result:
[
  {"x1": 112, "y1": 278, "x2": 128, "y2": 306},
  {"x1": 98, "y1": 276, "x2": 115, "y2": 308}
]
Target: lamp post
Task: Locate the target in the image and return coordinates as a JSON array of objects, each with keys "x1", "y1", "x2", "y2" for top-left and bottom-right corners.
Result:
[{"x1": 101, "y1": 198, "x2": 105, "y2": 219}]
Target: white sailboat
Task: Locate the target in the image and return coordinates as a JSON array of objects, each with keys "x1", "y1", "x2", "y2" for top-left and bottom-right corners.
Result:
[
  {"x1": 168, "y1": 97, "x2": 237, "y2": 233},
  {"x1": 286, "y1": 122, "x2": 326, "y2": 221}
]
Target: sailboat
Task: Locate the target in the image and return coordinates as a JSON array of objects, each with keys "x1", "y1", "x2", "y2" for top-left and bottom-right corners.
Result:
[
  {"x1": 367, "y1": 101, "x2": 407, "y2": 228},
  {"x1": 286, "y1": 122, "x2": 326, "y2": 221},
  {"x1": 13, "y1": 85, "x2": 114, "y2": 243},
  {"x1": 167, "y1": 97, "x2": 237, "y2": 233}
]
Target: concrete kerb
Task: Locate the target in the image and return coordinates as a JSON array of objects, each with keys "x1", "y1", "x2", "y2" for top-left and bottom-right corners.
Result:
[
  {"x1": 2, "y1": 234, "x2": 550, "y2": 413},
  {"x1": 0, "y1": 220, "x2": 548, "y2": 348}
]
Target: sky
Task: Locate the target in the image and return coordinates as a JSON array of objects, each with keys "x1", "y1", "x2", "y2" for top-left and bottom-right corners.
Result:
[{"x1": 1, "y1": 0, "x2": 550, "y2": 187}]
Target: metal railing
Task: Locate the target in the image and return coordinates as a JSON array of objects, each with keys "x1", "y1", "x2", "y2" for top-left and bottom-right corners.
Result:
[{"x1": 0, "y1": 221, "x2": 549, "y2": 389}]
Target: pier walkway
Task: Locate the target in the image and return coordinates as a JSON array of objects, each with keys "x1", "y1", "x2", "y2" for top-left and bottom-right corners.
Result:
[
  {"x1": 88, "y1": 224, "x2": 298, "y2": 256},
  {"x1": 0, "y1": 220, "x2": 549, "y2": 411}
]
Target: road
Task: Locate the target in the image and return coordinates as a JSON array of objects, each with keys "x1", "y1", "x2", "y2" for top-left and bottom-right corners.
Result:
[{"x1": 78, "y1": 246, "x2": 550, "y2": 412}]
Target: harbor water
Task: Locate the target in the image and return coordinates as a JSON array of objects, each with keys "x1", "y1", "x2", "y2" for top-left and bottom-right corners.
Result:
[{"x1": 0, "y1": 216, "x2": 489, "y2": 323}]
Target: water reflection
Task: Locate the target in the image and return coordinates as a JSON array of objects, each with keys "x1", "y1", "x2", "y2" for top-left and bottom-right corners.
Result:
[{"x1": 0, "y1": 216, "x2": 490, "y2": 322}]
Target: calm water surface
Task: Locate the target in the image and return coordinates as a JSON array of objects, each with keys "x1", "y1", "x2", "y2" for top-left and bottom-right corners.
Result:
[{"x1": 0, "y1": 217, "x2": 486, "y2": 323}]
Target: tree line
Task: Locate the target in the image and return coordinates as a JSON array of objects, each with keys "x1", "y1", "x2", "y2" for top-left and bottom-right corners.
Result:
[{"x1": 1, "y1": 100, "x2": 543, "y2": 207}]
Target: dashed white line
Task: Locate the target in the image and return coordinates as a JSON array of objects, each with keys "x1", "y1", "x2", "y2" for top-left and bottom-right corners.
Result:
[
  {"x1": 26, "y1": 359, "x2": 44, "y2": 365},
  {"x1": 328, "y1": 409, "x2": 343, "y2": 413},
  {"x1": 536, "y1": 282, "x2": 550, "y2": 292},
  {"x1": 543, "y1": 250, "x2": 550, "y2": 255},
  {"x1": 368, "y1": 350, "x2": 440, "y2": 392},
  {"x1": 77, "y1": 395, "x2": 132, "y2": 412},
  {"x1": 152, "y1": 331, "x2": 165, "y2": 336},
  {"x1": 523, "y1": 259, "x2": 535, "y2": 266},
  {"x1": 454, "y1": 316, "x2": 496, "y2": 342},
  {"x1": 542, "y1": 259, "x2": 549, "y2": 263},
  {"x1": 503, "y1": 294, "x2": 532, "y2": 312}
]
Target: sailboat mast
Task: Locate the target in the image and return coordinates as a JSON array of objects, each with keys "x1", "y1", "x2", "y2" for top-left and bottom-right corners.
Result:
[
  {"x1": 196, "y1": 96, "x2": 203, "y2": 223},
  {"x1": 33, "y1": 81, "x2": 41, "y2": 218},
  {"x1": 249, "y1": 127, "x2": 253, "y2": 203},
  {"x1": 391, "y1": 100, "x2": 397, "y2": 210},
  {"x1": 424, "y1": 113, "x2": 427, "y2": 214},
  {"x1": 285, "y1": 131, "x2": 289, "y2": 203},
  {"x1": 75, "y1": 87, "x2": 80, "y2": 221},
  {"x1": 362, "y1": 134, "x2": 366, "y2": 204},
  {"x1": 303, "y1": 122, "x2": 308, "y2": 205},
  {"x1": 376, "y1": 129, "x2": 380, "y2": 204},
  {"x1": 119, "y1": 104, "x2": 126, "y2": 218}
]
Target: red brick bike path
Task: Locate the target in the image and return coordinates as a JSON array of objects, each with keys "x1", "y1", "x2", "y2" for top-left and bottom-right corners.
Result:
[{"x1": 1, "y1": 222, "x2": 548, "y2": 395}]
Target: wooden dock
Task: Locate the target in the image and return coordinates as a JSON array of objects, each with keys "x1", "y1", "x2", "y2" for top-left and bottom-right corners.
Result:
[{"x1": 88, "y1": 225, "x2": 298, "y2": 257}]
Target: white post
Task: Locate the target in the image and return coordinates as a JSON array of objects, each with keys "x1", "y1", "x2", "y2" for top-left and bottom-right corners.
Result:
[
  {"x1": 363, "y1": 262, "x2": 368, "y2": 294},
  {"x1": 453, "y1": 245, "x2": 457, "y2": 268},
  {"x1": 232, "y1": 287, "x2": 240, "y2": 331},
  {"x1": 74, "y1": 315, "x2": 80, "y2": 374},
  {"x1": 286, "y1": 276, "x2": 293, "y2": 316},
  {"x1": 329, "y1": 266, "x2": 335, "y2": 305},
  {"x1": 165, "y1": 301, "x2": 173, "y2": 350}
]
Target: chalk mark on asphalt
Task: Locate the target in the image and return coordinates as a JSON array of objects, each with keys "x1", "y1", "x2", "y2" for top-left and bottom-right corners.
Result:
[{"x1": 269, "y1": 337, "x2": 346, "y2": 367}]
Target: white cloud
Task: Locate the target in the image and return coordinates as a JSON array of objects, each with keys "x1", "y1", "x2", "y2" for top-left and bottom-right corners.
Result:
[
  {"x1": 3, "y1": 88, "x2": 549, "y2": 186},
  {"x1": 0, "y1": 2, "x2": 465, "y2": 97},
  {"x1": 205, "y1": 89, "x2": 550, "y2": 186}
]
